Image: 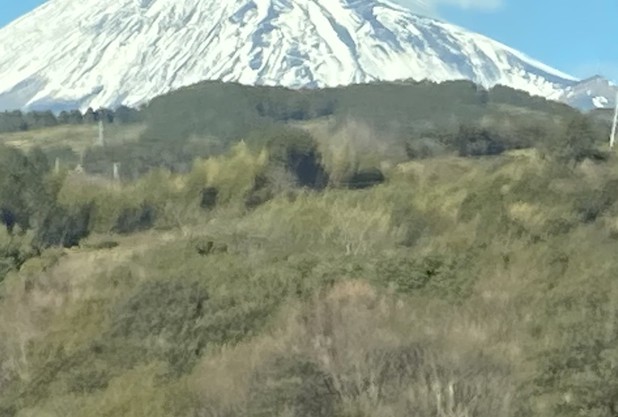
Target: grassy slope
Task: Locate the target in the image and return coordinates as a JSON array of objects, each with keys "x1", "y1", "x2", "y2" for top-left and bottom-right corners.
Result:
[
  {"x1": 0, "y1": 123, "x2": 144, "y2": 154},
  {"x1": 3, "y1": 144, "x2": 618, "y2": 416}
]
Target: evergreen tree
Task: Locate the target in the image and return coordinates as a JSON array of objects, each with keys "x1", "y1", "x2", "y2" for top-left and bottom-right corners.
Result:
[
  {"x1": 96, "y1": 108, "x2": 114, "y2": 123},
  {"x1": 0, "y1": 110, "x2": 28, "y2": 132},
  {"x1": 68, "y1": 109, "x2": 84, "y2": 124},
  {"x1": 83, "y1": 107, "x2": 97, "y2": 123},
  {"x1": 25, "y1": 110, "x2": 58, "y2": 129},
  {"x1": 114, "y1": 105, "x2": 142, "y2": 124},
  {"x1": 58, "y1": 110, "x2": 71, "y2": 124}
]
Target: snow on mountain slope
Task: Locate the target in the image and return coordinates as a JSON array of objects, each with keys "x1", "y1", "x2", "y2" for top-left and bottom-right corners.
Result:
[
  {"x1": 0, "y1": 0, "x2": 606, "y2": 112},
  {"x1": 560, "y1": 75, "x2": 617, "y2": 111}
]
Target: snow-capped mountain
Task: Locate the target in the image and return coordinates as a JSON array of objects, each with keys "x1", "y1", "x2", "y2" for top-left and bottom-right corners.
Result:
[
  {"x1": 0, "y1": 0, "x2": 614, "y2": 112},
  {"x1": 560, "y1": 76, "x2": 617, "y2": 111}
]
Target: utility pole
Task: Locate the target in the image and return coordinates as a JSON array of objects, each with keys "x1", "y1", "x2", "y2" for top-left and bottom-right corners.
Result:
[
  {"x1": 98, "y1": 119, "x2": 105, "y2": 147},
  {"x1": 609, "y1": 91, "x2": 618, "y2": 149},
  {"x1": 74, "y1": 150, "x2": 85, "y2": 173},
  {"x1": 112, "y1": 162, "x2": 121, "y2": 181}
]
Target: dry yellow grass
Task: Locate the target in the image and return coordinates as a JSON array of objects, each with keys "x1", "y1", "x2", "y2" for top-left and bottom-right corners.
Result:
[
  {"x1": 188, "y1": 276, "x2": 518, "y2": 417},
  {"x1": 0, "y1": 123, "x2": 145, "y2": 153}
]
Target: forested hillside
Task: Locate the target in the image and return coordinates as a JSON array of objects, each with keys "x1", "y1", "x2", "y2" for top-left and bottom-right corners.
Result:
[
  {"x1": 77, "y1": 80, "x2": 598, "y2": 180},
  {"x1": 0, "y1": 80, "x2": 616, "y2": 417}
]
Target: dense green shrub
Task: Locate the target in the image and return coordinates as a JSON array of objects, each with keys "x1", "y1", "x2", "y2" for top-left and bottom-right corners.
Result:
[
  {"x1": 112, "y1": 203, "x2": 156, "y2": 234},
  {"x1": 454, "y1": 125, "x2": 507, "y2": 157},
  {"x1": 200, "y1": 187, "x2": 219, "y2": 210},
  {"x1": 541, "y1": 114, "x2": 603, "y2": 164},
  {"x1": 574, "y1": 179, "x2": 618, "y2": 223},
  {"x1": 109, "y1": 279, "x2": 210, "y2": 372},
  {"x1": 374, "y1": 252, "x2": 474, "y2": 299},
  {"x1": 405, "y1": 137, "x2": 449, "y2": 159},
  {"x1": 35, "y1": 203, "x2": 93, "y2": 248},
  {"x1": 247, "y1": 126, "x2": 329, "y2": 190},
  {"x1": 343, "y1": 168, "x2": 385, "y2": 189}
]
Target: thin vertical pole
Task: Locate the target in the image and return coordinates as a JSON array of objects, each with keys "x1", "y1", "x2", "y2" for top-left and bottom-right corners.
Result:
[
  {"x1": 113, "y1": 162, "x2": 120, "y2": 181},
  {"x1": 609, "y1": 91, "x2": 618, "y2": 148},
  {"x1": 98, "y1": 119, "x2": 105, "y2": 146}
]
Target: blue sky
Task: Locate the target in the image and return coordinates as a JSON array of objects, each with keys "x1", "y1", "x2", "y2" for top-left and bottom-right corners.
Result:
[
  {"x1": 400, "y1": 0, "x2": 618, "y2": 82},
  {"x1": 1, "y1": 0, "x2": 616, "y2": 82}
]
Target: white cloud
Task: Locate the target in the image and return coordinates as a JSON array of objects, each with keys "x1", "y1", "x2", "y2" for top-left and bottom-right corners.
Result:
[{"x1": 392, "y1": 0, "x2": 504, "y2": 16}]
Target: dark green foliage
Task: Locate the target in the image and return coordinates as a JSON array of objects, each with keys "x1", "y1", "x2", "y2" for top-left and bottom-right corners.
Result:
[
  {"x1": 113, "y1": 203, "x2": 156, "y2": 234},
  {"x1": 68, "y1": 109, "x2": 84, "y2": 124},
  {"x1": 109, "y1": 276, "x2": 272, "y2": 373},
  {"x1": 141, "y1": 81, "x2": 336, "y2": 143},
  {"x1": 0, "y1": 146, "x2": 51, "y2": 231},
  {"x1": 375, "y1": 252, "x2": 473, "y2": 299},
  {"x1": 83, "y1": 108, "x2": 97, "y2": 123},
  {"x1": 0, "y1": 149, "x2": 100, "y2": 260},
  {"x1": 454, "y1": 125, "x2": 507, "y2": 157},
  {"x1": 573, "y1": 179, "x2": 618, "y2": 223},
  {"x1": 60, "y1": 80, "x2": 584, "y2": 183},
  {"x1": 35, "y1": 203, "x2": 93, "y2": 248},
  {"x1": 57, "y1": 111, "x2": 70, "y2": 125},
  {"x1": 245, "y1": 173, "x2": 274, "y2": 209},
  {"x1": 57, "y1": 109, "x2": 84, "y2": 125},
  {"x1": 488, "y1": 85, "x2": 574, "y2": 114},
  {"x1": 275, "y1": 131, "x2": 328, "y2": 189},
  {"x1": 562, "y1": 114, "x2": 599, "y2": 161},
  {"x1": 0, "y1": 110, "x2": 58, "y2": 132},
  {"x1": 0, "y1": 106, "x2": 141, "y2": 133},
  {"x1": 405, "y1": 137, "x2": 449, "y2": 159},
  {"x1": 110, "y1": 280, "x2": 209, "y2": 368},
  {"x1": 0, "y1": 145, "x2": 100, "y2": 281},
  {"x1": 84, "y1": 240, "x2": 119, "y2": 250},
  {"x1": 142, "y1": 82, "x2": 271, "y2": 143},
  {"x1": 286, "y1": 147, "x2": 329, "y2": 190},
  {"x1": 200, "y1": 187, "x2": 218, "y2": 210},
  {"x1": 543, "y1": 114, "x2": 602, "y2": 163},
  {"x1": 255, "y1": 90, "x2": 336, "y2": 121},
  {"x1": 138, "y1": 79, "x2": 578, "y2": 151},
  {"x1": 23, "y1": 111, "x2": 58, "y2": 130},
  {"x1": 247, "y1": 354, "x2": 337, "y2": 417},
  {"x1": 113, "y1": 105, "x2": 143, "y2": 124},
  {"x1": 247, "y1": 126, "x2": 329, "y2": 190},
  {"x1": 343, "y1": 168, "x2": 385, "y2": 189},
  {"x1": 95, "y1": 108, "x2": 114, "y2": 124},
  {"x1": 0, "y1": 110, "x2": 28, "y2": 132},
  {"x1": 0, "y1": 231, "x2": 35, "y2": 282}
]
